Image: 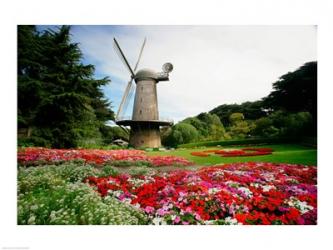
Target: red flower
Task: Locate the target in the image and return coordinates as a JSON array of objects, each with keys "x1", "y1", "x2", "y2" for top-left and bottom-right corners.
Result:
[{"x1": 190, "y1": 148, "x2": 273, "y2": 158}]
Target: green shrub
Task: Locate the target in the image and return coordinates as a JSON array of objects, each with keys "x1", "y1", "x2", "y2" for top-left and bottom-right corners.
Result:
[
  {"x1": 77, "y1": 144, "x2": 125, "y2": 150},
  {"x1": 178, "y1": 137, "x2": 299, "y2": 148},
  {"x1": 18, "y1": 136, "x2": 51, "y2": 148},
  {"x1": 182, "y1": 113, "x2": 226, "y2": 141},
  {"x1": 163, "y1": 122, "x2": 199, "y2": 147}
]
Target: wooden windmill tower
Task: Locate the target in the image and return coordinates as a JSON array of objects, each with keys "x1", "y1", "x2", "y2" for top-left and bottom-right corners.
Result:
[{"x1": 113, "y1": 38, "x2": 173, "y2": 148}]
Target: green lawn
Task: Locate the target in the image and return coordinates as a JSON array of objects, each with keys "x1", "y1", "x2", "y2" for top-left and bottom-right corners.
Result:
[{"x1": 147, "y1": 144, "x2": 317, "y2": 166}]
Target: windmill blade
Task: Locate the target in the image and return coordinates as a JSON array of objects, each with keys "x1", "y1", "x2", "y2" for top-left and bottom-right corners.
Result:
[
  {"x1": 113, "y1": 38, "x2": 135, "y2": 78},
  {"x1": 133, "y1": 37, "x2": 146, "y2": 72},
  {"x1": 116, "y1": 79, "x2": 133, "y2": 120},
  {"x1": 122, "y1": 82, "x2": 135, "y2": 116}
]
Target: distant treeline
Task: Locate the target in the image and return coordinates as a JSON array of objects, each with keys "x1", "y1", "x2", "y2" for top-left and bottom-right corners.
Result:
[{"x1": 162, "y1": 61, "x2": 317, "y2": 147}]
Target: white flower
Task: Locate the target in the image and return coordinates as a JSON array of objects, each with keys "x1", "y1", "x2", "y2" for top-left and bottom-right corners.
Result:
[
  {"x1": 287, "y1": 197, "x2": 313, "y2": 214},
  {"x1": 30, "y1": 205, "x2": 38, "y2": 211},
  {"x1": 208, "y1": 187, "x2": 221, "y2": 195},
  {"x1": 203, "y1": 220, "x2": 214, "y2": 225},
  {"x1": 238, "y1": 187, "x2": 253, "y2": 197},
  {"x1": 50, "y1": 211, "x2": 56, "y2": 219},
  {"x1": 152, "y1": 217, "x2": 163, "y2": 225},
  {"x1": 28, "y1": 215, "x2": 36, "y2": 224},
  {"x1": 262, "y1": 185, "x2": 275, "y2": 192},
  {"x1": 250, "y1": 183, "x2": 260, "y2": 188},
  {"x1": 225, "y1": 216, "x2": 238, "y2": 225}
]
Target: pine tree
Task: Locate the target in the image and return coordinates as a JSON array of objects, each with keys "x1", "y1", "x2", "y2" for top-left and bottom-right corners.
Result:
[{"x1": 18, "y1": 25, "x2": 114, "y2": 148}]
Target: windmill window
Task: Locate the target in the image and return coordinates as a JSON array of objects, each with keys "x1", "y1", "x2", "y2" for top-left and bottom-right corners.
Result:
[
  {"x1": 139, "y1": 110, "x2": 142, "y2": 114},
  {"x1": 141, "y1": 86, "x2": 143, "y2": 91}
]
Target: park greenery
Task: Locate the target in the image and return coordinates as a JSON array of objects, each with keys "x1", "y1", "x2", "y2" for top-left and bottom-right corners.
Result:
[
  {"x1": 162, "y1": 62, "x2": 317, "y2": 147},
  {"x1": 16, "y1": 25, "x2": 317, "y2": 226},
  {"x1": 18, "y1": 25, "x2": 316, "y2": 149},
  {"x1": 18, "y1": 25, "x2": 115, "y2": 148}
]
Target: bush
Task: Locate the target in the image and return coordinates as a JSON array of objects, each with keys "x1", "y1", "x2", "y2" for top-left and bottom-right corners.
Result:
[
  {"x1": 178, "y1": 137, "x2": 298, "y2": 148},
  {"x1": 163, "y1": 122, "x2": 199, "y2": 147},
  {"x1": 100, "y1": 126, "x2": 129, "y2": 143},
  {"x1": 18, "y1": 136, "x2": 51, "y2": 148},
  {"x1": 182, "y1": 113, "x2": 226, "y2": 141},
  {"x1": 227, "y1": 112, "x2": 255, "y2": 138}
]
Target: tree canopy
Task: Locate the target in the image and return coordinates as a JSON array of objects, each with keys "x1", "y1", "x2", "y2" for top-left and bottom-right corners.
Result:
[
  {"x1": 263, "y1": 61, "x2": 317, "y2": 116},
  {"x1": 162, "y1": 112, "x2": 227, "y2": 146},
  {"x1": 18, "y1": 25, "x2": 114, "y2": 148},
  {"x1": 176, "y1": 61, "x2": 317, "y2": 144},
  {"x1": 210, "y1": 100, "x2": 267, "y2": 126}
]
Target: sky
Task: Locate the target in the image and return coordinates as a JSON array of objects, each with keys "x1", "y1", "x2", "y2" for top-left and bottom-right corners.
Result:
[{"x1": 39, "y1": 25, "x2": 317, "y2": 123}]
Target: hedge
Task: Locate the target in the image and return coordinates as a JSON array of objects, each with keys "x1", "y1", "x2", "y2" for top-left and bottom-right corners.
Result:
[{"x1": 177, "y1": 137, "x2": 305, "y2": 149}]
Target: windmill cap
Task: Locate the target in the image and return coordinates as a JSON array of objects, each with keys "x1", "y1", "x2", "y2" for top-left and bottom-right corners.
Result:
[
  {"x1": 135, "y1": 68, "x2": 159, "y2": 81},
  {"x1": 135, "y1": 68, "x2": 170, "y2": 82}
]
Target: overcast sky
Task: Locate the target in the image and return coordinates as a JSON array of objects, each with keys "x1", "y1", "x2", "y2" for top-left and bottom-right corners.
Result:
[{"x1": 47, "y1": 25, "x2": 317, "y2": 123}]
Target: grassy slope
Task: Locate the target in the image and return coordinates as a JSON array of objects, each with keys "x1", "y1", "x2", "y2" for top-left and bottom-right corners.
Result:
[{"x1": 147, "y1": 144, "x2": 317, "y2": 166}]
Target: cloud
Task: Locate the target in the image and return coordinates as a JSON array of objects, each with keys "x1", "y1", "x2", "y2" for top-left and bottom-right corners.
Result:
[{"x1": 69, "y1": 25, "x2": 316, "y2": 122}]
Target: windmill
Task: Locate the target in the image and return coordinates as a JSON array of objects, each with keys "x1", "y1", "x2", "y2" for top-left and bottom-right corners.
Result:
[{"x1": 113, "y1": 38, "x2": 173, "y2": 148}]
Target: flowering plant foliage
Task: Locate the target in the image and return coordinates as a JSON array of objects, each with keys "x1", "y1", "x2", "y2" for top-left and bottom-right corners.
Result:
[
  {"x1": 190, "y1": 148, "x2": 273, "y2": 157},
  {"x1": 18, "y1": 182, "x2": 148, "y2": 225},
  {"x1": 18, "y1": 147, "x2": 192, "y2": 167},
  {"x1": 17, "y1": 164, "x2": 149, "y2": 225},
  {"x1": 86, "y1": 162, "x2": 317, "y2": 225}
]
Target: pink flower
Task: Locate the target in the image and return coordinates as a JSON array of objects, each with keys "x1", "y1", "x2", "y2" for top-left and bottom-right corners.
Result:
[
  {"x1": 144, "y1": 206, "x2": 155, "y2": 214},
  {"x1": 174, "y1": 216, "x2": 180, "y2": 223},
  {"x1": 185, "y1": 207, "x2": 192, "y2": 213},
  {"x1": 157, "y1": 208, "x2": 167, "y2": 216}
]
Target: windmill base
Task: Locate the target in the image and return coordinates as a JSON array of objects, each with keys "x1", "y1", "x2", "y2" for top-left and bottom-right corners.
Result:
[{"x1": 129, "y1": 125, "x2": 161, "y2": 148}]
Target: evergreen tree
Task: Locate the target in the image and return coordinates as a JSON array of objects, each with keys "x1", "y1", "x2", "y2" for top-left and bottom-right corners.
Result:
[
  {"x1": 263, "y1": 61, "x2": 317, "y2": 135},
  {"x1": 18, "y1": 25, "x2": 114, "y2": 148},
  {"x1": 263, "y1": 62, "x2": 317, "y2": 115}
]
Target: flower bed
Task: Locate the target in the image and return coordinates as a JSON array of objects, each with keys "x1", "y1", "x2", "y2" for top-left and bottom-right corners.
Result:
[
  {"x1": 17, "y1": 164, "x2": 149, "y2": 225},
  {"x1": 190, "y1": 148, "x2": 273, "y2": 157},
  {"x1": 18, "y1": 147, "x2": 192, "y2": 167},
  {"x1": 190, "y1": 152, "x2": 210, "y2": 157},
  {"x1": 85, "y1": 162, "x2": 317, "y2": 225}
]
